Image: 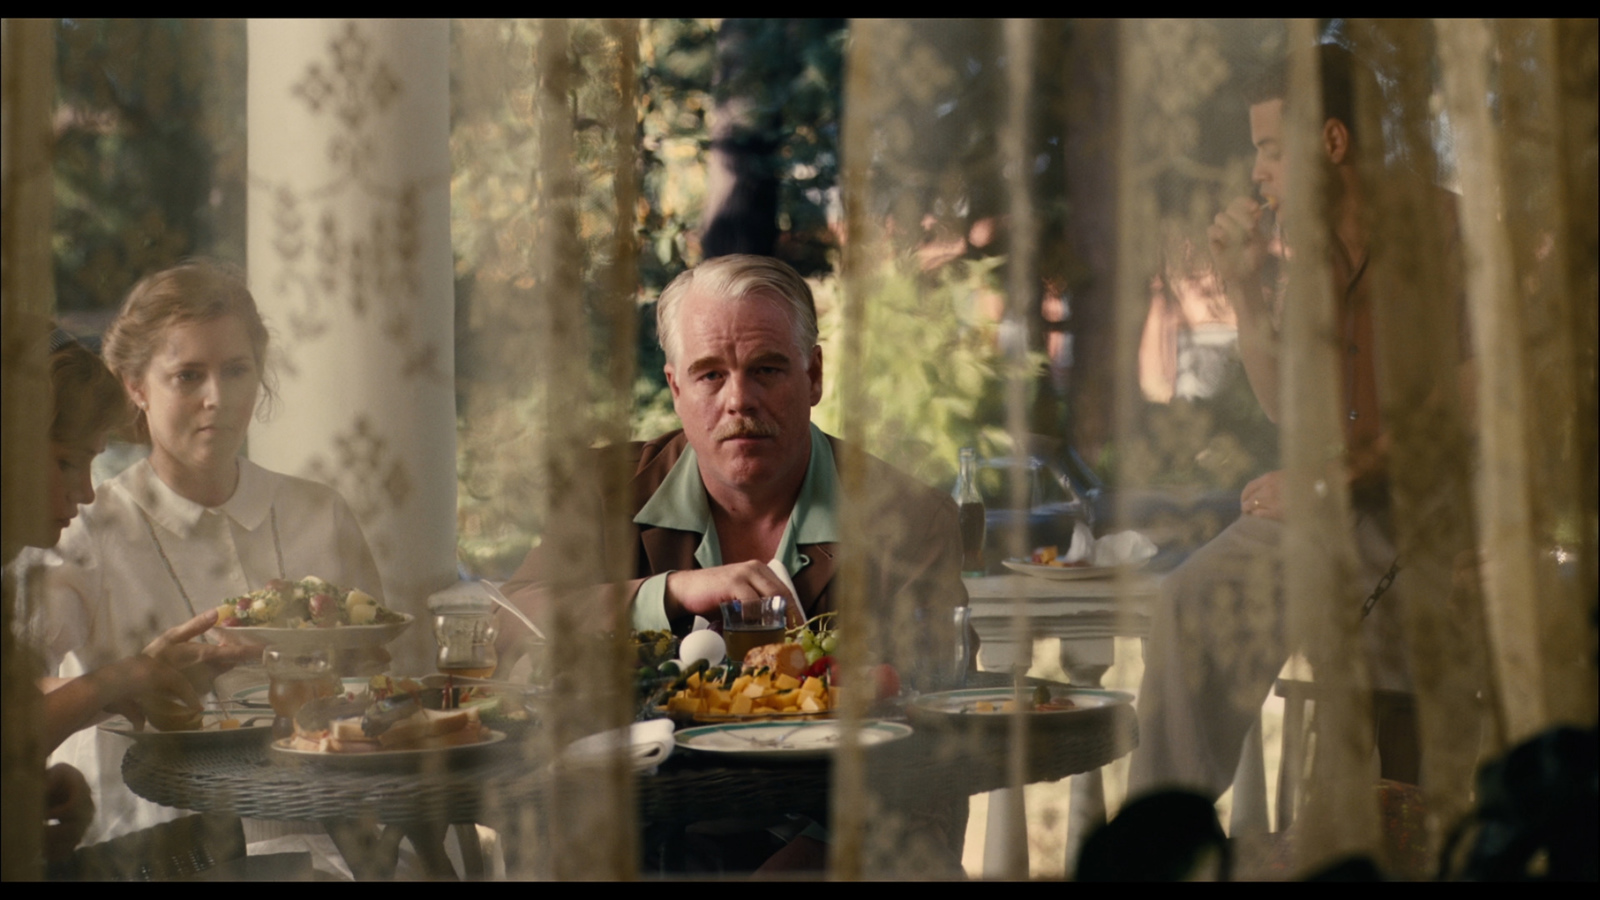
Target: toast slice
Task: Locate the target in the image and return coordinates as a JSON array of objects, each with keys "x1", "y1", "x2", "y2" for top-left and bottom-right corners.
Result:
[{"x1": 376, "y1": 707, "x2": 483, "y2": 749}]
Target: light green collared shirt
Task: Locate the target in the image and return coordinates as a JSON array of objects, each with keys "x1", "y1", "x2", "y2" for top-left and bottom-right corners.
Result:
[{"x1": 630, "y1": 423, "x2": 841, "y2": 631}]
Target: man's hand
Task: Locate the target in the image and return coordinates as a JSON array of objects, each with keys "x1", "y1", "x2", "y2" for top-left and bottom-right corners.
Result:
[
  {"x1": 1214, "y1": 196, "x2": 1284, "y2": 423},
  {"x1": 1209, "y1": 196, "x2": 1269, "y2": 290},
  {"x1": 43, "y1": 764, "x2": 94, "y2": 862},
  {"x1": 1241, "y1": 470, "x2": 1285, "y2": 522},
  {"x1": 665, "y1": 562, "x2": 795, "y2": 620}
]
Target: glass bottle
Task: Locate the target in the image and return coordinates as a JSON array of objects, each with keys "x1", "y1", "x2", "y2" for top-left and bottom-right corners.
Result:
[{"x1": 953, "y1": 447, "x2": 987, "y2": 577}]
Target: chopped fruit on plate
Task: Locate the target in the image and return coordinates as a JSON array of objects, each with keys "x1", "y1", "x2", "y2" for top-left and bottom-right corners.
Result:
[{"x1": 1029, "y1": 546, "x2": 1089, "y2": 568}]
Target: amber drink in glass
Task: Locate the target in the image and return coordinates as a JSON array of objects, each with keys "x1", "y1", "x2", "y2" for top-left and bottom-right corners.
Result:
[{"x1": 721, "y1": 596, "x2": 788, "y2": 666}]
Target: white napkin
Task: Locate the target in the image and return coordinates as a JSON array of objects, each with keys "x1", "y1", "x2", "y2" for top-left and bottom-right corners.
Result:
[
  {"x1": 1063, "y1": 521, "x2": 1096, "y2": 564},
  {"x1": 561, "y1": 719, "x2": 676, "y2": 774},
  {"x1": 1090, "y1": 530, "x2": 1159, "y2": 567},
  {"x1": 768, "y1": 557, "x2": 804, "y2": 626},
  {"x1": 767, "y1": 556, "x2": 798, "y2": 598}
]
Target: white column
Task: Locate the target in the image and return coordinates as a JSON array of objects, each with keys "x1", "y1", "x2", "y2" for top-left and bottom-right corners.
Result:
[{"x1": 246, "y1": 19, "x2": 455, "y2": 671}]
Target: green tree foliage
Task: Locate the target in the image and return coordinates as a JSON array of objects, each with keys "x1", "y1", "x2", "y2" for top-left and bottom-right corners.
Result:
[
  {"x1": 698, "y1": 18, "x2": 845, "y2": 271},
  {"x1": 813, "y1": 255, "x2": 1041, "y2": 491},
  {"x1": 452, "y1": 19, "x2": 642, "y2": 578},
  {"x1": 43, "y1": 19, "x2": 1279, "y2": 578},
  {"x1": 52, "y1": 18, "x2": 246, "y2": 318}
]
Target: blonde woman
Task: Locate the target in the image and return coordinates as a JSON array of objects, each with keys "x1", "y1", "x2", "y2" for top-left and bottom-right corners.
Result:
[{"x1": 33, "y1": 262, "x2": 383, "y2": 847}]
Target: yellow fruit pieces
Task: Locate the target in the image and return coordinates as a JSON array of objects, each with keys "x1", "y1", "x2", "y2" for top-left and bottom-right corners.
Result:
[{"x1": 667, "y1": 670, "x2": 833, "y2": 718}]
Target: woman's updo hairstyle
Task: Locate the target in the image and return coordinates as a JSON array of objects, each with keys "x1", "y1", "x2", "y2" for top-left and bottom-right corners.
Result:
[{"x1": 102, "y1": 260, "x2": 275, "y2": 443}]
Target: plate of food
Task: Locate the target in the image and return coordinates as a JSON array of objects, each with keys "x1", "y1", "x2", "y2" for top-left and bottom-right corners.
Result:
[
  {"x1": 1001, "y1": 559, "x2": 1133, "y2": 581},
  {"x1": 1004, "y1": 534, "x2": 1157, "y2": 580},
  {"x1": 662, "y1": 664, "x2": 837, "y2": 723},
  {"x1": 418, "y1": 674, "x2": 538, "y2": 735},
  {"x1": 674, "y1": 720, "x2": 912, "y2": 762},
  {"x1": 268, "y1": 691, "x2": 507, "y2": 769},
  {"x1": 270, "y1": 731, "x2": 507, "y2": 769},
  {"x1": 99, "y1": 711, "x2": 275, "y2": 749},
  {"x1": 213, "y1": 576, "x2": 413, "y2": 650},
  {"x1": 906, "y1": 685, "x2": 1134, "y2": 732},
  {"x1": 643, "y1": 615, "x2": 859, "y2": 723}
]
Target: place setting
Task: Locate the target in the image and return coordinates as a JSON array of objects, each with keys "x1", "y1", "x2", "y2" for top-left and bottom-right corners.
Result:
[
  {"x1": 259, "y1": 582, "x2": 533, "y2": 770},
  {"x1": 1002, "y1": 523, "x2": 1158, "y2": 581}
]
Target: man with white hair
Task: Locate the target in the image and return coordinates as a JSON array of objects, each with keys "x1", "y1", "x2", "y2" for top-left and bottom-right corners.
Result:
[
  {"x1": 501, "y1": 254, "x2": 972, "y2": 872},
  {"x1": 502, "y1": 253, "x2": 967, "y2": 661}
]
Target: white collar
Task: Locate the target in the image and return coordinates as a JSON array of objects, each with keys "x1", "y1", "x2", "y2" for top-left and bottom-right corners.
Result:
[{"x1": 120, "y1": 457, "x2": 275, "y2": 537}]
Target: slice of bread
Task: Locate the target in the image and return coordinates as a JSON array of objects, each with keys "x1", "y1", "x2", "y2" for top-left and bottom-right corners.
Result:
[
  {"x1": 330, "y1": 717, "x2": 370, "y2": 742},
  {"x1": 377, "y1": 707, "x2": 482, "y2": 749}
]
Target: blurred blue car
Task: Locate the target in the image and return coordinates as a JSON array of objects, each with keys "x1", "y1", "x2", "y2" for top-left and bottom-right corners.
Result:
[{"x1": 972, "y1": 454, "x2": 1097, "y2": 572}]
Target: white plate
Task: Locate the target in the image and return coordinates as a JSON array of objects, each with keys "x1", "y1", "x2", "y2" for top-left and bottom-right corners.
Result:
[
  {"x1": 675, "y1": 720, "x2": 912, "y2": 761},
  {"x1": 269, "y1": 730, "x2": 507, "y2": 768},
  {"x1": 1001, "y1": 559, "x2": 1142, "y2": 581},
  {"x1": 99, "y1": 714, "x2": 275, "y2": 749},
  {"x1": 217, "y1": 614, "x2": 414, "y2": 651}
]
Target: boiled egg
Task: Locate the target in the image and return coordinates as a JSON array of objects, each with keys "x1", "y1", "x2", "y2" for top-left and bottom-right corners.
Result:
[{"x1": 678, "y1": 629, "x2": 727, "y2": 668}]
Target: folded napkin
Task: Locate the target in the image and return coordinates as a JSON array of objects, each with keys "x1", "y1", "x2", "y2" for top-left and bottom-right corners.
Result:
[
  {"x1": 1090, "y1": 530, "x2": 1159, "y2": 568},
  {"x1": 561, "y1": 719, "x2": 676, "y2": 774},
  {"x1": 768, "y1": 557, "x2": 804, "y2": 626},
  {"x1": 767, "y1": 556, "x2": 797, "y2": 597},
  {"x1": 1062, "y1": 522, "x2": 1157, "y2": 567},
  {"x1": 1064, "y1": 521, "x2": 1096, "y2": 564}
]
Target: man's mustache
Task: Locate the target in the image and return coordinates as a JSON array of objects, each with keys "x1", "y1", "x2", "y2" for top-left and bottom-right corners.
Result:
[{"x1": 713, "y1": 417, "x2": 781, "y2": 440}]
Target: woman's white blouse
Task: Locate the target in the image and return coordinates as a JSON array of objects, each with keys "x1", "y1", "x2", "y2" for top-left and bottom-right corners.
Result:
[{"x1": 24, "y1": 456, "x2": 383, "y2": 846}]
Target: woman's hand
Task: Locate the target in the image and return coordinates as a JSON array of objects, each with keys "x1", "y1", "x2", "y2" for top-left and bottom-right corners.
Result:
[
  {"x1": 116, "y1": 609, "x2": 254, "y2": 731},
  {"x1": 40, "y1": 609, "x2": 257, "y2": 746},
  {"x1": 100, "y1": 655, "x2": 204, "y2": 732},
  {"x1": 141, "y1": 608, "x2": 261, "y2": 696}
]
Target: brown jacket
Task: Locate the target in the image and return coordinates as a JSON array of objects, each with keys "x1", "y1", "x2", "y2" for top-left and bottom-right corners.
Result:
[{"x1": 502, "y1": 430, "x2": 968, "y2": 668}]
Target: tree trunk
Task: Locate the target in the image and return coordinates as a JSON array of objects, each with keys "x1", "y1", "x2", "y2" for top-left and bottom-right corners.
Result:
[{"x1": 701, "y1": 18, "x2": 781, "y2": 259}]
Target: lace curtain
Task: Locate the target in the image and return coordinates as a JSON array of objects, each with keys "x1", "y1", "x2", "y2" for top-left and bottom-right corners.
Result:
[{"x1": 3, "y1": 17, "x2": 1595, "y2": 879}]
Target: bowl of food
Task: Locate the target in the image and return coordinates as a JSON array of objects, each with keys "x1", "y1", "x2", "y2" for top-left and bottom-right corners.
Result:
[
  {"x1": 906, "y1": 683, "x2": 1137, "y2": 766},
  {"x1": 214, "y1": 576, "x2": 413, "y2": 650}
]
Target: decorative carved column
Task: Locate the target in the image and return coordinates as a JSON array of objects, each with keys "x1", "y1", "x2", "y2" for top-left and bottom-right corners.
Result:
[{"x1": 246, "y1": 20, "x2": 455, "y2": 671}]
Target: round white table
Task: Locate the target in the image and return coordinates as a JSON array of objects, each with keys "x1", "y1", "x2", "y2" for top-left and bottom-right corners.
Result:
[{"x1": 962, "y1": 572, "x2": 1158, "y2": 876}]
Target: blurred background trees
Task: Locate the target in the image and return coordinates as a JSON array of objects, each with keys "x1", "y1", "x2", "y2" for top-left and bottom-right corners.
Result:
[
  {"x1": 52, "y1": 19, "x2": 246, "y2": 332},
  {"x1": 50, "y1": 18, "x2": 1288, "y2": 578}
]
